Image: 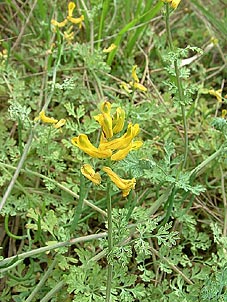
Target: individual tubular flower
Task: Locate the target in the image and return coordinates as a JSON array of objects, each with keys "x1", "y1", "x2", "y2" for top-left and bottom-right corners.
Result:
[
  {"x1": 99, "y1": 123, "x2": 140, "y2": 151},
  {"x1": 130, "y1": 81, "x2": 147, "y2": 92},
  {"x1": 209, "y1": 89, "x2": 222, "y2": 103},
  {"x1": 103, "y1": 167, "x2": 136, "y2": 197},
  {"x1": 34, "y1": 111, "x2": 58, "y2": 124},
  {"x1": 110, "y1": 140, "x2": 143, "y2": 161},
  {"x1": 120, "y1": 82, "x2": 132, "y2": 93},
  {"x1": 103, "y1": 43, "x2": 117, "y2": 53},
  {"x1": 71, "y1": 134, "x2": 112, "y2": 159},
  {"x1": 112, "y1": 108, "x2": 125, "y2": 134},
  {"x1": 53, "y1": 119, "x2": 66, "y2": 129},
  {"x1": 94, "y1": 101, "x2": 113, "y2": 139},
  {"x1": 67, "y1": 15, "x2": 84, "y2": 29},
  {"x1": 51, "y1": 19, "x2": 68, "y2": 28},
  {"x1": 131, "y1": 65, "x2": 139, "y2": 83},
  {"x1": 63, "y1": 26, "x2": 74, "y2": 44},
  {"x1": 81, "y1": 164, "x2": 101, "y2": 185}
]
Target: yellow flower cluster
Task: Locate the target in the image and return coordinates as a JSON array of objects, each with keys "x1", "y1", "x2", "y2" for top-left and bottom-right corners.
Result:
[
  {"x1": 51, "y1": 2, "x2": 84, "y2": 35},
  {"x1": 162, "y1": 0, "x2": 181, "y2": 9},
  {"x1": 120, "y1": 65, "x2": 147, "y2": 93},
  {"x1": 71, "y1": 101, "x2": 142, "y2": 196},
  {"x1": 35, "y1": 111, "x2": 66, "y2": 130}
]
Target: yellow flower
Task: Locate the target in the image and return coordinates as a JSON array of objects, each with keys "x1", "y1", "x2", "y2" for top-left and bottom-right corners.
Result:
[
  {"x1": 209, "y1": 89, "x2": 222, "y2": 103},
  {"x1": 131, "y1": 65, "x2": 139, "y2": 83},
  {"x1": 130, "y1": 81, "x2": 147, "y2": 92},
  {"x1": 63, "y1": 26, "x2": 74, "y2": 44},
  {"x1": 67, "y1": 15, "x2": 84, "y2": 29},
  {"x1": 129, "y1": 65, "x2": 147, "y2": 92},
  {"x1": 99, "y1": 123, "x2": 140, "y2": 151},
  {"x1": 110, "y1": 140, "x2": 143, "y2": 161},
  {"x1": 51, "y1": 2, "x2": 84, "y2": 29},
  {"x1": 81, "y1": 164, "x2": 101, "y2": 185},
  {"x1": 71, "y1": 134, "x2": 112, "y2": 159},
  {"x1": 103, "y1": 167, "x2": 136, "y2": 197},
  {"x1": 53, "y1": 119, "x2": 66, "y2": 129},
  {"x1": 222, "y1": 110, "x2": 227, "y2": 119},
  {"x1": 94, "y1": 101, "x2": 113, "y2": 139},
  {"x1": 103, "y1": 43, "x2": 117, "y2": 53},
  {"x1": 120, "y1": 81, "x2": 132, "y2": 93},
  {"x1": 34, "y1": 111, "x2": 58, "y2": 124},
  {"x1": 112, "y1": 108, "x2": 125, "y2": 134},
  {"x1": 51, "y1": 19, "x2": 68, "y2": 28},
  {"x1": 68, "y1": 2, "x2": 76, "y2": 17},
  {"x1": 162, "y1": 0, "x2": 181, "y2": 9},
  {"x1": 171, "y1": 0, "x2": 181, "y2": 9}
]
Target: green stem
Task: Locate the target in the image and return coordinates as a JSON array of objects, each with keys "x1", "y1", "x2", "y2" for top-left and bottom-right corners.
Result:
[
  {"x1": 106, "y1": 180, "x2": 113, "y2": 302},
  {"x1": 70, "y1": 171, "x2": 86, "y2": 233},
  {"x1": 0, "y1": 232, "x2": 107, "y2": 270},
  {"x1": 25, "y1": 258, "x2": 58, "y2": 302},
  {"x1": 4, "y1": 214, "x2": 27, "y2": 240},
  {"x1": 165, "y1": 4, "x2": 188, "y2": 169}
]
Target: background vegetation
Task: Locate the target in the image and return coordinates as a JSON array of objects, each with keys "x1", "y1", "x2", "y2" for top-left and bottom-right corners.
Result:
[{"x1": 0, "y1": 0, "x2": 227, "y2": 301}]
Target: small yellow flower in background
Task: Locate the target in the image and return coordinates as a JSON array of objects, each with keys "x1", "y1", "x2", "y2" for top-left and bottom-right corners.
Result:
[
  {"x1": 221, "y1": 109, "x2": 227, "y2": 119},
  {"x1": 162, "y1": 0, "x2": 181, "y2": 9},
  {"x1": 51, "y1": 2, "x2": 84, "y2": 30},
  {"x1": 210, "y1": 37, "x2": 219, "y2": 45},
  {"x1": 209, "y1": 88, "x2": 222, "y2": 103},
  {"x1": 171, "y1": 0, "x2": 181, "y2": 9},
  {"x1": 130, "y1": 81, "x2": 147, "y2": 92},
  {"x1": 68, "y1": 2, "x2": 76, "y2": 17},
  {"x1": 35, "y1": 111, "x2": 58, "y2": 124},
  {"x1": 103, "y1": 43, "x2": 117, "y2": 53},
  {"x1": 103, "y1": 167, "x2": 136, "y2": 197},
  {"x1": 120, "y1": 82, "x2": 132, "y2": 93},
  {"x1": 51, "y1": 19, "x2": 68, "y2": 28},
  {"x1": 131, "y1": 65, "x2": 139, "y2": 83},
  {"x1": 81, "y1": 164, "x2": 101, "y2": 185},
  {"x1": 53, "y1": 119, "x2": 66, "y2": 129},
  {"x1": 63, "y1": 26, "x2": 74, "y2": 44},
  {"x1": 71, "y1": 101, "x2": 143, "y2": 196},
  {"x1": 35, "y1": 111, "x2": 66, "y2": 130},
  {"x1": 67, "y1": 15, "x2": 84, "y2": 29},
  {"x1": 120, "y1": 65, "x2": 147, "y2": 93}
]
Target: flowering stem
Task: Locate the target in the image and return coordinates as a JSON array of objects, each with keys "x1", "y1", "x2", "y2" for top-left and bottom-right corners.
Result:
[
  {"x1": 106, "y1": 179, "x2": 113, "y2": 302},
  {"x1": 165, "y1": 4, "x2": 188, "y2": 169}
]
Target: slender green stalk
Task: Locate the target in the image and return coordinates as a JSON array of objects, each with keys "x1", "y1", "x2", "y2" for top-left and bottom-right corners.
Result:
[
  {"x1": 25, "y1": 258, "x2": 58, "y2": 302},
  {"x1": 40, "y1": 280, "x2": 65, "y2": 302},
  {"x1": 70, "y1": 171, "x2": 86, "y2": 233},
  {"x1": 0, "y1": 232, "x2": 107, "y2": 269},
  {"x1": 4, "y1": 214, "x2": 27, "y2": 240},
  {"x1": 165, "y1": 4, "x2": 188, "y2": 169},
  {"x1": 106, "y1": 180, "x2": 113, "y2": 302}
]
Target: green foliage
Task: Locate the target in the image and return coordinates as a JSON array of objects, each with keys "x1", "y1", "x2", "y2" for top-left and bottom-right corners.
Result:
[{"x1": 0, "y1": 0, "x2": 227, "y2": 301}]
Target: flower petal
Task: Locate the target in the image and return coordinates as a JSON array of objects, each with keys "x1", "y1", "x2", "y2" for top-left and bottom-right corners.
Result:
[
  {"x1": 68, "y1": 2, "x2": 76, "y2": 17},
  {"x1": 51, "y1": 19, "x2": 68, "y2": 28},
  {"x1": 112, "y1": 108, "x2": 125, "y2": 134},
  {"x1": 94, "y1": 112, "x2": 113, "y2": 139},
  {"x1": 67, "y1": 15, "x2": 84, "y2": 28},
  {"x1": 35, "y1": 111, "x2": 58, "y2": 124},
  {"x1": 103, "y1": 43, "x2": 117, "y2": 53},
  {"x1": 53, "y1": 119, "x2": 66, "y2": 129},
  {"x1": 71, "y1": 134, "x2": 112, "y2": 159},
  {"x1": 132, "y1": 82, "x2": 147, "y2": 92},
  {"x1": 81, "y1": 164, "x2": 101, "y2": 185},
  {"x1": 131, "y1": 65, "x2": 139, "y2": 83},
  {"x1": 103, "y1": 166, "x2": 136, "y2": 197}
]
